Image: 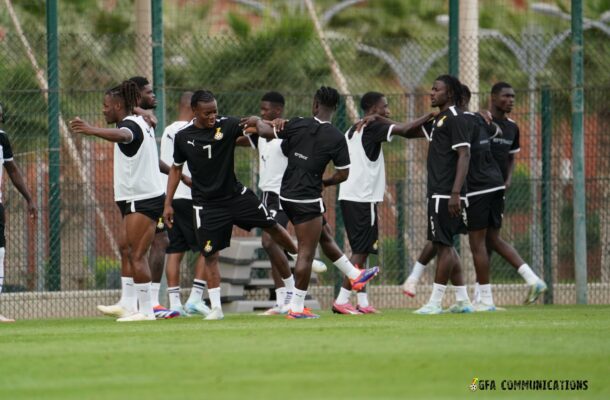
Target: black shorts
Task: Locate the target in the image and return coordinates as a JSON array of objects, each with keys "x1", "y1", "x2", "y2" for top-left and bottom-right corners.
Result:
[
  {"x1": 116, "y1": 194, "x2": 165, "y2": 223},
  {"x1": 167, "y1": 198, "x2": 199, "y2": 254},
  {"x1": 466, "y1": 190, "x2": 505, "y2": 231},
  {"x1": 195, "y1": 188, "x2": 276, "y2": 256},
  {"x1": 340, "y1": 200, "x2": 379, "y2": 254},
  {"x1": 261, "y1": 191, "x2": 289, "y2": 228},
  {"x1": 427, "y1": 195, "x2": 468, "y2": 246},
  {"x1": 280, "y1": 198, "x2": 327, "y2": 226},
  {"x1": 0, "y1": 203, "x2": 5, "y2": 248}
]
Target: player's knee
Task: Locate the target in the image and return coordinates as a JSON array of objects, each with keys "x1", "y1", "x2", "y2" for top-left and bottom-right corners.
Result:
[{"x1": 261, "y1": 234, "x2": 273, "y2": 250}]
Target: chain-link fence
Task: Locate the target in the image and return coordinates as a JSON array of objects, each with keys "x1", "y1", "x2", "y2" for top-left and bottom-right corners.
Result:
[{"x1": 1, "y1": 1, "x2": 609, "y2": 319}]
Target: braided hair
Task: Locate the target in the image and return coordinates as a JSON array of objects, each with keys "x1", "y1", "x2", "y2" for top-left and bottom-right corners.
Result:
[
  {"x1": 435, "y1": 75, "x2": 464, "y2": 107},
  {"x1": 106, "y1": 80, "x2": 141, "y2": 114},
  {"x1": 314, "y1": 86, "x2": 340, "y2": 109}
]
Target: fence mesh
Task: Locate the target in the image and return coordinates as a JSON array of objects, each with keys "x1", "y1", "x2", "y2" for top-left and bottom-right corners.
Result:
[{"x1": 1, "y1": 1, "x2": 609, "y2": 319}]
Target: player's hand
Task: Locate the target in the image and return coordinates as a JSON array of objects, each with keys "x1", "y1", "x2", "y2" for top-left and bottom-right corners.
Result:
[
  {"x1": 477, "y1": 109, "x2": 492, "y2": 125},
  {"x1": 135, "y1": 107, "x2": 157, "y2": 128},
  {"x1": 27, "y1": 200, "x2": 37, "y2": 219},
  {"x1": 180, "y1": 174, "x2": 192, "y2": 188},
  {"x1": 271, "y1": 118, "x2": 287, "y2": 132},
  {"x1": 163, "y1": 205, "x2": 174, "y2": 229},
  {"x1": 448, "y1": 193, "x2": 461, "y2": 218},
  {"x1": 504, "y1": 178, "x2": 512, "y2": 190},
  {"x1": 239, "y1": 116, "x2": 261, "y2": 129},
  {"x1": 69, "y1": 117, "x2": 93, "y2": 135},
  {"x1": 355, "y1": 114, "x2": 379, "y2": 131}
]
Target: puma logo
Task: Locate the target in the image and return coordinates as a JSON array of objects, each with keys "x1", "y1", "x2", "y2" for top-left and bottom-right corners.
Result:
[{"x1": 187, "y1": 140, "x2": 195, "y2": 146}]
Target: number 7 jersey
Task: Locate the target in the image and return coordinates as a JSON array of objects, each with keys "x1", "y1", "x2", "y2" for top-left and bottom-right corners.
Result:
[{"x1": 173, "y1": 116, "x2": 244, "y2": 204}]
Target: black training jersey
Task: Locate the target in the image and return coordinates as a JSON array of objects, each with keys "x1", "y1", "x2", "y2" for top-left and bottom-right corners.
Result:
[
  {"x1": 426, "y1": 106, "x2": 472, "y2": 196},
  {"x1": 278, "y1": 117, "x2": 350, "y2": 201},
  {"x1": 490, "y1": 116, "x2": 520, "y2": 181},
  {"x1": 0, "y1": 130, "x2": 14, "y2": 203},
  {"x1": 173, "y1": 116, "x2": 244, "y2": 204},
  {"x1": 463, "y1": 112, "x2": 505, "y2": 196},
  {"x1": 346, "y1": 120, "x2": 393, "y2": 161}
]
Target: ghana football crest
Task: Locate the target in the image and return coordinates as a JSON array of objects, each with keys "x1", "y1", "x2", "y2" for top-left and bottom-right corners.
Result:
[
  {"x1": 204, "y1": 240, "x2": 213, "y2": 253},
  {"x1": 437, "y1": 115, "x2": 447, "y2": 127},
  {"x1": 372, "y1": 240, "x2": 379, "y2": 251},
  {"x1": 214, "y1": 127, "x2": 223, "y2": 140}
]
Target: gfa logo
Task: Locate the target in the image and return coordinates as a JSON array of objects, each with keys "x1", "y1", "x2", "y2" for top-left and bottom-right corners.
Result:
[{"x1": 470, "y1": 378, "x2": 496, "y2": 391}]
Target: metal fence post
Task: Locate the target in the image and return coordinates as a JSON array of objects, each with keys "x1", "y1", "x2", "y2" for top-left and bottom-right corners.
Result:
[
  {"x1": 448, "y1": 0, "x2": 459, "y2": 76},
  {"x1": 571, "y1": 0, "x2": 587, "y2": 304},
  {"x1": 152, "y1": 0, "x2": 165, "y2": 134},
  {"x1": 541, "y1": 86, "x2": 553, "y2": 304},
  {"x1": 46, "y1": 0, "x2": 61, "y2": 291},
  {"x1": 396, "y1": 181, "x2": 406, "y2": 284}
]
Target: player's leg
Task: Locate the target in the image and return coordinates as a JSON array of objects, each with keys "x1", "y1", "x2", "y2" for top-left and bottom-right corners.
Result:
[
  {"x1": 318, "y1": 221, "x2": 379, "y2": 292},
  {"x1": 184, "y1": 254, "x2": 211, "y2": 316},
  {"x1": 287, "y1": 216, "x2": 324, "y2": 318},
  {"x1": 97, "y1": 204, "x2": 137, "y2": 317},
  {"x1": 117, "y1": 211, "x2": 157, "y2": 321},
  {"x1": 166, "y1": 251, "x2": 186, "y2": 315},
  {"x1": 486, "y1": 227, "x2": 546, "y2": 304},
  {"x1": 0, "y1": 204, "x2": 14, "y2": 323},
  {"x1": 261, "y1": 230, "x2": 295, "y2": 315},
  {"x1": 148, "y1": 228, "x2": 169, "y2": 311},
  {"x1": 334, "y1": 200, "x2": 378, "y2": 314},
  {"x1": 402, "y1": 241, "x2": 436, "y2": 297},
  {"x1": 202, "y1": 252, "x2": 223, "y2": 320}
]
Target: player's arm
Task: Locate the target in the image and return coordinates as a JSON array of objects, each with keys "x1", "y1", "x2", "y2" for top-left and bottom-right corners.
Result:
[
  {"x1": 322, "y1": 168, "x2": 349, "y2": 187},
  {"x1": 4, "y1": 160, "x2": 36, "y2": 219},
  {"x1": 506, "y1": 127, "x2": 520, "y2": 189},
  {"x1": 240, "y1": 116, "x2": 286, "y2": 140},
  {"x1": 163, "y1": 164, "x2": 183, "y2": 229},
  {"x1": 69, "y1": 117, "x2": 133, "y2": 143},
  {"x1": 449, "y1": 146, "x2": 470, "y2": 217},
  {"x1": 134, "y1": 107, "x2": 157, "y2": 128},
  {"x1": 390, "y1": 112, "x2": 436, "y2": 138}
]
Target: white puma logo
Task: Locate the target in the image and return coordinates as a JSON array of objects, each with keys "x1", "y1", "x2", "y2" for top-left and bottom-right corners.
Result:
[{"x1": 187, "y1": 140, "x2": 195, "y2": 146}]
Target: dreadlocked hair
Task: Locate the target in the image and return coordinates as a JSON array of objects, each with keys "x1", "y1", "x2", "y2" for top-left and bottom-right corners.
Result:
[
  {"x1": 106, "y1": 80, "x2": 141, "y2": 114},
  {"x1": 315, "y1": 86, "x2": 340, "y2": 109},
  {"x1": 435, "y1": 75, "x2": 464, "y2": 107},
  {"x1": 191, "y1": 90, "x2": 215, "y2": 108}
]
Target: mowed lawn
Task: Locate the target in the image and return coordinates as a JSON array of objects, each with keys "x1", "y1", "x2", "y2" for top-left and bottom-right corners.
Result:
[{"x1": 0, "y1": 306, "x2": 609, "y2": 400}]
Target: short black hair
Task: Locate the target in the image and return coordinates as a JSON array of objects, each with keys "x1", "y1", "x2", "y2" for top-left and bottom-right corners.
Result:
[
  {"x1": 128, "y1": 76, "x2": 150, "y2": 90},
  {"x1": 435, "y1": 74, "x2": 465, "y2": 106},
  {"x1": 106, "y1": 80, "x2": 141, "y2": 113},
  {"x1": 261, "y1": 91, "x2": 285, "y2": 106},
  {"x1": 360, "y1": 91, "x2": 385, "y2": 112},
  {"x1": 191, "y1": 90, "x2": 215, "y2": 108},
  {"x1": 314, "y1": 86, "x2": 340, "y2": 109},
  {"x1": 491, "y1": 81, "x2": 512, "y2": 95}
]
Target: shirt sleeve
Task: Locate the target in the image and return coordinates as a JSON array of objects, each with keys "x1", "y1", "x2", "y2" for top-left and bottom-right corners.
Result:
[
  {"x1": 0, "y1": 133, "x2": 14, "y2": 162},
  {"x1": 116, "y1": 120, "x2": 144, "y2": 157},
  {"x1": 159, "y1": 129, "x2": 174, "y2": 166},
  {"x1": 332, "y1": 136, "x2": 350, "y2": 169},
  {"x1": 364, "y1": 121, "x2": 394, "y2": 143},
  {"x1": 449, "y1": 115, "x2": 472, "y2": 150},
  {"x1": 173, "y1": 131, "x2": 187, "y2": 166},
  {"x1": 510, "y1": 125, "x2": 521, "y2": 154}
]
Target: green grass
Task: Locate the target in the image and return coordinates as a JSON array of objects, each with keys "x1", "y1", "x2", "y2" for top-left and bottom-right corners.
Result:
[{"x1": 0, "y1": 306, "x2": 609, "y2": 400}]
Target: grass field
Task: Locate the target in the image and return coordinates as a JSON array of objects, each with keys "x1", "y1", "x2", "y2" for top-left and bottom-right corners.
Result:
[{"x1": 0, "y1": 306, "x2": 609, "y2": 400}]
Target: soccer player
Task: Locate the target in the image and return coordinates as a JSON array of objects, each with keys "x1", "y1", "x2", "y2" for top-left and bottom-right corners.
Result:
[
  {"x1": 160, "y1": 91, "x2": 211, "y2": 317},
  {"x1": 129, "y1": 76, "x2": 178, "y2": 319},
  {"x1": 163, "y1": 90, "x2": 298, "y2": 321},
  {"x1": 70, "y1": 80, "x2": 164, "y2": 321},
  {"x1": 333, "y1": 92, "x2": 433, "y2": 314},
  {"x1": 0, "y1": 101, "x2": 37, "y2": 323},
  {"x1": 243, "y1": 86, "x2": 379, "y2": 319},
  {"x1": 459, "y1": 85, "x2": 506, "y2": 311},
  {"x1": 237, "y1": 91, "x2": 298, "y2": 315},
  {"x1": 489, "y1": 82, "x2": 546, "y2": 304},
  {"x1": 413, "y1": 75, "x2": 473, "y2": 315}
]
